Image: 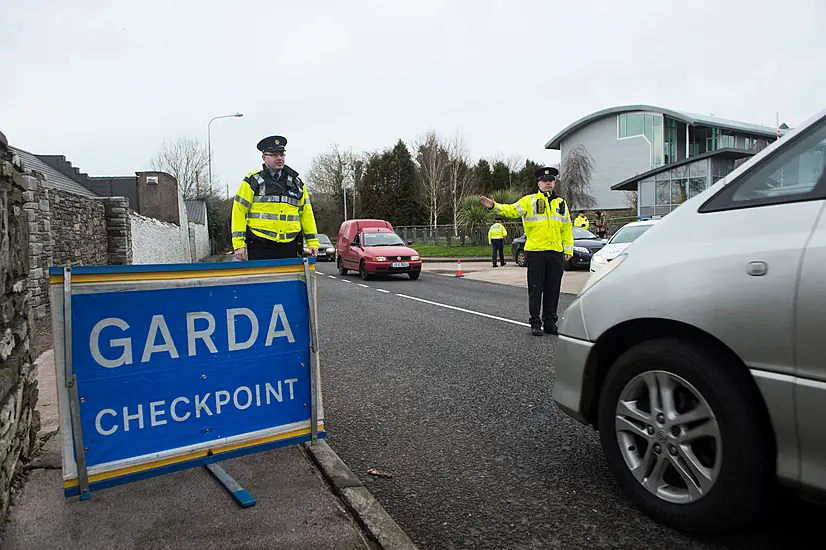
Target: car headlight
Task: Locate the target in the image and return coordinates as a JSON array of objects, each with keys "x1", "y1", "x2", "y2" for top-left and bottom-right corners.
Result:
[
  {"x1": 580, "y1": 253, "x2": 628, "y2": 296},
  {"x1": 573, "y1": 246, "x2": 589, "y2": 254},
  {"x1": 326, "y1": 247, "x2": 335, "y2": 252},
  {"x1": 591, "y1": 252, "x2": 607, "y2": 264},
  {"x1": 373, "y1": 256, "x2": 387, "y2": 262},
  {"x1": 411, "y1": 255, "x2": 420, "y2": 261}
]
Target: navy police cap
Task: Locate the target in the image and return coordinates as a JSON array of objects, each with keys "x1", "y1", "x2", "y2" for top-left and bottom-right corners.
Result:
[
  {"x1": 535, "y1": 166, "x2": 559, "y2": 181},
  {"x1": 257, "y1": 135, "x2": 287, "y2": 153}
]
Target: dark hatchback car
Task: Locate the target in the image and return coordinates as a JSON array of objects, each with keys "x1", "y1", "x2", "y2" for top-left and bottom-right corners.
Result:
[{"x1": 512, "y1": 227, "x2": 606, "y2": 270}]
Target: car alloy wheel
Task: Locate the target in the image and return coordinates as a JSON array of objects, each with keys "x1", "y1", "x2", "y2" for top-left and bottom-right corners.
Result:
[
  {"x1": 614, "y1": 370, "x2": 721, "y2": 504},
  {"x1": 516, "y1": 250, "x2": 526, "y2": 267},
  {"x1": 337, "y1": 257, "x2": 348, "y2": 276},
  {"x1": 359, "y1": 261, "x2": 370, "y2": 281},
  {"x1": 597, "y1": 338, "x2": 775, "y2": 534}
]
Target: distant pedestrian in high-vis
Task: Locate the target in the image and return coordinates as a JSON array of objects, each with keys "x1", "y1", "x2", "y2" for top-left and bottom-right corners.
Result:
[
  {"x1": 488, "y1": 219, "x2": 508, "y2": 267},
  {"x1": 231, "y1": 135, "x2": 320, "y2": 261},
  {"x1": 574, "y1": 213, "x2": 590, "y2": 230},
  {"x1": 480, "y1": 167, "x2": 573, "y2": 336}
]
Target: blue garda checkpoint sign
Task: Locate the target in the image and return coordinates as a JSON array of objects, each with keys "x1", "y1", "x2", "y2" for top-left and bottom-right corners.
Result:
[{"x1": 48, "y1": 258, "x2": 324, "y2": 499}]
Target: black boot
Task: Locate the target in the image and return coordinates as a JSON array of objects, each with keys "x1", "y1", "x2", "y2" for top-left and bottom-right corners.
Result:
[
  {"x1": 544, "y1": 323, "x2": 558, "y2": 335},
  {"x1": 531, "y1": 327, "x2": 544, "y2": 336}
]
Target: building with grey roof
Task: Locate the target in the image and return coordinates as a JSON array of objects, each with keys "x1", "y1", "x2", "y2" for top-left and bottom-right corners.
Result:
[
  {"x1": 545, "y1": 104, "x2": 786, "y2": 213},
  {"x1": 10, "y1": 147, "x2": 100, "y2": 198}
]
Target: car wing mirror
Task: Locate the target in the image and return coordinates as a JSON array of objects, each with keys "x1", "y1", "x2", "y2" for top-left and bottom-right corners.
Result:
[{"x1": 406, "y1": 240, "x2": 413, "y2": 245}]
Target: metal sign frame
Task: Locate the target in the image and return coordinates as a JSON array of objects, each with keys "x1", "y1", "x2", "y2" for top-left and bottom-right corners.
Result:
[{"x1": 49, "y1": 257, "x2": 324, "y2": 500}]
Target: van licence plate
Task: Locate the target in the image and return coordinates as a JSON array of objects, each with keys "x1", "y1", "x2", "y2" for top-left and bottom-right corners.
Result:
[{"x1": 391, "y1": 262, "x2": 409, "y2": 268}]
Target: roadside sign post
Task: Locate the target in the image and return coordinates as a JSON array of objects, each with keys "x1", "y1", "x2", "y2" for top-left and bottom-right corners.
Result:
[{"x1": 49, "y1": 257, "x2": 325, "y2": 505}]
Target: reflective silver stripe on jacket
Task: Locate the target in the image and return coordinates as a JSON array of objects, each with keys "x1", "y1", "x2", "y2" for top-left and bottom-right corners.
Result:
[
  {"x1": 550, "y1": 215, "x2": 568, "y2": 223},
  {"x1": 231, "y1": 231, "x2": 246, "y2": 238},
  {"x1": 515, "y1": 203, "x2": 525, "y2": 216},
  {"x1": 564, "y1": 245, "x2": 574, "y2": 253},
  {"x1": 252, "y1": 195, "x2": 301, "y2": 207},
  {"x1": 235, "y1": 195, "x2": 252, "y2": 208},
  {"x1": 246, "y1": 213, "x2": 300, "y2": 221},
  {"x1": 523, "y1": 215, "x2": 548, "y2": 223},
  {"x1": 251, "y1": 228, "x2": 300, "y2": 240}
]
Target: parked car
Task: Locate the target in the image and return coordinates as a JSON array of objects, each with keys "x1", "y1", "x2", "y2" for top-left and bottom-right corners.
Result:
[
  {"x1": 336, "y1": 219, "x2": 422, "y2": 280},
  {"x1": 551, "y1": 108, "x2": 826, "y2": 534},
  {"x1": 512, "y1": 226, "x2": 605, "y2": 269},
  {"x1": 303, "y1": 233, "x2": 336, "y2": 261},
  {"x1": 589, "y1": 219, "x2": 658, "y2": 277}
]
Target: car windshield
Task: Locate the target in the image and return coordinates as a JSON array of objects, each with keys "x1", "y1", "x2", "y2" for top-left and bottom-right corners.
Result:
[
  {"x1": 317, "y1": 234, "x2": 332, "y2": 246},
  {"x1": 609, "y1": 225, "x2": 652, "y2": 244},
  {"x1": 363, "y1": 232, "x2": 405, "y2": 247},
  {"x1": 573, "y1": 227, "x2": 598, "y2": 240}
]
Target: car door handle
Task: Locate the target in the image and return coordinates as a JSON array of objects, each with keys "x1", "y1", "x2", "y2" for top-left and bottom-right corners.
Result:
[{"x1": 747, "y1": 261, "x2": 768, "y2": 276}]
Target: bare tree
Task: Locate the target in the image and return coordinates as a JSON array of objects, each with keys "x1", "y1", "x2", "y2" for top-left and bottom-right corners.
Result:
[
  {"x1": 414, "y1": 130, "x2": 450, "y2": 230},
  {"x1": 447, "y1": 132, "x2": 476, "y2": 236},
  {"x1": 150, "y1": 136, "x2": 210, "y2": 199},
  {"x1": 305, "y1": 144, "x2": 356, "y2": 220},
  {"x1": 558, "y1": 144, "x2": 597, "y2": 211}
]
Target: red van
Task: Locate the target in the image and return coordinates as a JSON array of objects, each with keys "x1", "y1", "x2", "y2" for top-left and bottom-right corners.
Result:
[{"x1": 336, "y1": 219, "x2": 422, "y2": 280}]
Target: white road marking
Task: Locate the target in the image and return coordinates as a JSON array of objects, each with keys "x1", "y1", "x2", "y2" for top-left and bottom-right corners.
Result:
[
  {"x1": 316, "y1": 271, "x2": 324, "y2": 275},
  {"x1": 376, "y1": 289, "x2": 390, "y2": 294},
  {"x1": 341, "y1": 279, "x2": 352, "y2": 284},
  {"x1": 358, "y1": 284, "x2": 369, "y2": 288},
  {"x1": 395, "y1": 293, "x2": 530, "y2": 328},
  {"x1": 328, "y1": 275, "x2": 337, "y2": 279}
]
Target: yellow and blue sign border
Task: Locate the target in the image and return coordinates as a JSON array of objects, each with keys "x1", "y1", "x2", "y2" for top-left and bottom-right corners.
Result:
[{"x1": 49, "y1": 258, "x2": 325, "y2": 500}]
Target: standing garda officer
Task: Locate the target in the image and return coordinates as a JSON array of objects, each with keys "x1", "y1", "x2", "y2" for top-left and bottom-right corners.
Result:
[
  {"x1": 231, "y1": 135, "x2": 320, "y2": 261},
  {"x1": 574, "y1": 212, "x2": 590, "y2": 230},
  {"x1": 488, "y1": 217, "x2": 508, "y2": 267},
  {"x1": 480, "y1": 167, "x2": 573, "y2": 336}
]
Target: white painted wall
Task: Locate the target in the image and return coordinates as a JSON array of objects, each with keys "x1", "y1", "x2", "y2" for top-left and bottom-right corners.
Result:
[
  {"x1": 188, "y1": 221, "x2": 210, "y2": 261},
  {"x1": 130, "y1": 213, "x2": 190, "y2": 264}
]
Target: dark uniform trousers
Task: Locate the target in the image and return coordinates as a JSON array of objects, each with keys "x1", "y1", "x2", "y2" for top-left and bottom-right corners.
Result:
[
  {"x1": 246, "y1": 229, "x2": 301, "y2": 260},
  {"x1": 491, "y1": 238, "x2": 505, "y2": 266},
  {"x1": 526, "y1": 250, "x2": 564, "y2": 329}
]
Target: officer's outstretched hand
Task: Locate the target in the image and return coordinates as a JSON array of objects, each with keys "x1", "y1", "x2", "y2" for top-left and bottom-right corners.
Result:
[
  {"x1": 480, "y1": 196, "x2": 494, "y2": 209},
  {"x1": 308, "y1": 248, "x2": 319, "y2": 257},
  {"x1": 234, "y1": 247, "x2": 247, "y2": 261}
]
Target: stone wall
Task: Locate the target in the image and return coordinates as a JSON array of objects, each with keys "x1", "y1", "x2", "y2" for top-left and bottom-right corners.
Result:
[
  {"x1": 0, "y1": 132, "x2": 40, "y2": 522},
  {"x1": 102, "y1": 197, "x2": 132, "y2": 265}
]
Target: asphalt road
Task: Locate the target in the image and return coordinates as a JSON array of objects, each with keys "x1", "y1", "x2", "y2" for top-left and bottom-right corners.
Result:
[{"x1": 313, "y1": 265, "x2": 822, "y2": 550}]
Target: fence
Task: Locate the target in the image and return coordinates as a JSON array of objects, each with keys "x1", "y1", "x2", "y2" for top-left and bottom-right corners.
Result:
[{"x1": 395, "y1": 215, "x2": 641, "y2": 246}]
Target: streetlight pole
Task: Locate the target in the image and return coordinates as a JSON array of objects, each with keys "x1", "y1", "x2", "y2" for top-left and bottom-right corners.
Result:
[{"x1": 208, "y1": 112, "x2": 243, "y2": 198}]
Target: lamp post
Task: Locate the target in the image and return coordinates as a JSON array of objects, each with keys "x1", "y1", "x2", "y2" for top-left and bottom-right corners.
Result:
[{"x1": 208, "y1": 113, "x2": 243, "y2": 198}]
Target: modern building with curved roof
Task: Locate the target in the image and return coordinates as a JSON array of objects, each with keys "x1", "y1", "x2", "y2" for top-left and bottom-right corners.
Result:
[{"x1": 545, "y1": 104, "x2": 784, "y2": 213}]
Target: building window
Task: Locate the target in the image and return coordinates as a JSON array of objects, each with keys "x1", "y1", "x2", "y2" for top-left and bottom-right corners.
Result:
[
  {"x1": 618, "y1": 113, "x2": 664, "y2": 166},
  {"x1": 720, "y1": 134, "x2": 736, "y2": 148},
  {"x1": 745, "y1": 137, "x2": 752, "y2": 150}
]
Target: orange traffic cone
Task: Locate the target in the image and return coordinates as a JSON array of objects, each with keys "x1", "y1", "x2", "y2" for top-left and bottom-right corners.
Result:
[{"x1": 455, "y1": 259, "x2": 464, "y2": 277}]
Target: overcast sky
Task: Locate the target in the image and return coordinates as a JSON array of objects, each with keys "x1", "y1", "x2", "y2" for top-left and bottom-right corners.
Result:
[{"x1": 2, "y1": 0, "x2": 824, "y2": 194}]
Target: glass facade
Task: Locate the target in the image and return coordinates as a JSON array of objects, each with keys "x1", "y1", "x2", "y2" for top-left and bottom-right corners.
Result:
[
  {"x1": 619, "y1": 113, "x2": 664, "y2": 166},
  {"x1": 638, "y1": 158, "x2": 719, "y2": 217}
]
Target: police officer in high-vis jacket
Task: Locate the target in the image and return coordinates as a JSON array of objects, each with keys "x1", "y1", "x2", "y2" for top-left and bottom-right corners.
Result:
[
  {"x1": 480, "y1": 167, "x2": 573, "y2": 336},
  {"x1": 574, "y1": 213, "x2": 590, "y2": 230},
  {"x1": 488, "y1": 218, "x2": 508, "y2": 267},
  {"x1": 231, "y1": 135, "x2": 320, "y2": 261}
]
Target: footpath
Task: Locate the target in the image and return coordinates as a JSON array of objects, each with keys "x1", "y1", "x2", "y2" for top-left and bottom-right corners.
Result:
[{"x1": 1, "y1": 350, "x2": 417, "y2": 550}]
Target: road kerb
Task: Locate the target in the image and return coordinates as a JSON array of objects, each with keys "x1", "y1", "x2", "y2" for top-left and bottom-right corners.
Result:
[{"x1": 304, "y1": 440, "x2": 418, "y2": 550}]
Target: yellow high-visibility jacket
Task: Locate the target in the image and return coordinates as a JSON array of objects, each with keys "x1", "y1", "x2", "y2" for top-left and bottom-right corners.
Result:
[
  {"x1": 574, "y1": 215, "x2": 589, "y2": 230},
  {"x1": 488, "y1": 222, "x2": 508, "y2": 243},
  {"x1": 493, "y1": 192, "x2": 573, "y2": 254},
  {"x1": 231, "y1": 166, "x2": 319, "y2": 251}
]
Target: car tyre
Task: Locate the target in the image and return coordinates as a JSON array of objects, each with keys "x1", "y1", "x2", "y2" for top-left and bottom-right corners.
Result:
[
  {"x1": 597, "y1": 338, "x2": 775, "y2": 534},
  {"x1": 337, "y1": 257, "x2": 348, "y2": 276},
  {"x1": 359, "y1": 261, "x2": 370, "y2": 281},
  {"x1": 516, "y1": 250, "x2": 526, "y2": 268},
  {"x1": 409, "y1": 271, "x2": 420, "y2": 280}
]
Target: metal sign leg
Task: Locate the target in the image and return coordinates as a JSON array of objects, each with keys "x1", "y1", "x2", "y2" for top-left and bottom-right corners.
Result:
[
  {"x1": 63, "y1": 267, "x2": 90, "y2": 500},
  {"x1": 205, "y1": 463, "x2": 256, "y2": 508},
  {"x1": 303, "y1": 259, "x2": 319, "y2": 444}
]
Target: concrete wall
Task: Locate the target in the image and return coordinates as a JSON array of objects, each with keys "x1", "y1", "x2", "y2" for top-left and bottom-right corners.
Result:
[
  {"x1": 136, "y1": 171, "x2": 180, "y2": 226},
  {"x1": 0, "y1": 133, "x2": 40, "y2": 522},
  {"x1": 560, "y1": 115, "x2": 653, "y2": 210}
]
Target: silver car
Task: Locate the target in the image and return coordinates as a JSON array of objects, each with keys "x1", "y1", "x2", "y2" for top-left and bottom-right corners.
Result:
[{"x1": 552, "y1": 108, "x2": 826, "y2": 534}]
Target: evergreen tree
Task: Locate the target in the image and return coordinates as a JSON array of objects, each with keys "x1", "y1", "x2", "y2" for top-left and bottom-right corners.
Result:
[
  {"x1": 490, "y1": 161, "x2": 511, "y2": 191},
  {"x1": 472, "y1": 159, "x2": 493, "y2": 194},
  {"x1": 357, "y1": 140, "x2": 418, "y2": 225}
]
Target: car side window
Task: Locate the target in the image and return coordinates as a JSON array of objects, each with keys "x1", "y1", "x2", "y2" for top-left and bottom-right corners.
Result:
[
  {"x1": 353, "y1": 234, "x2": 360, "y2": 246},
  {"x1": 701, "y1": 119, "x2": 826, "y2": 212}
]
